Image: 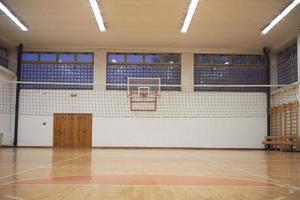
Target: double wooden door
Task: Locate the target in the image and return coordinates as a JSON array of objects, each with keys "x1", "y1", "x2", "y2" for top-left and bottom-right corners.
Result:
[{"x1": 53, "y1": 114, "x2": 92, "y2": 148}]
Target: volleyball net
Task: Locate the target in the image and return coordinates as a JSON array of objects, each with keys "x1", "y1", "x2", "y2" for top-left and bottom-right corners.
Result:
[{"x1": 0, "y1": 80, "x2": 298, "y2": 118}]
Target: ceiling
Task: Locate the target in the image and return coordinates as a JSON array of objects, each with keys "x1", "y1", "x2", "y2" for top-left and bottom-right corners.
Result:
[{"x1": 0, "y1": 0, "x2": 299, "y2": 53}]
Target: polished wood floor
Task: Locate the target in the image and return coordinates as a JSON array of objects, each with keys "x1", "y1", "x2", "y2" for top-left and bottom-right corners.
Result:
[{"x1": 0, "y1": 148, "x2": 300, "y2": 200}]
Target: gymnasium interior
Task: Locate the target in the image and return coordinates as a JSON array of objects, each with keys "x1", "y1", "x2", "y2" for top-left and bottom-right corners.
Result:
[{"x1": 0, "y1": 0, "x2": 300, "y2": 199}]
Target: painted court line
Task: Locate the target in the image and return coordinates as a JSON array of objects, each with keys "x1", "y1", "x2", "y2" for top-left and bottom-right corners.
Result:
[
  {"x1": 3, "y1": 195, "x2": 24, "y2": 200},
  {"x1": 11, "y1": 174, "x2": 275, "y2": 187},
  {"x1": 273, "y1": 197, "x2": 287, "y2": 200},
  {"x1": 234, "y1": 168, "x2": 300, "y2": 191},
  {"x1": 204, "y1": 157, "x2": 300, "y2": 191},
  {"x1": 0, "y1": 153, "x2": 90, "y2": 183},
  {"x1": 3, "y1": 183, "x2": 281, "y2": 188}
]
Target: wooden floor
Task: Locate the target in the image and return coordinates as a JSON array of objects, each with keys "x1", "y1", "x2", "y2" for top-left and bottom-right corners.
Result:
[{"x1": 0, "y1": 148, "x2": 300, "y2": 200}]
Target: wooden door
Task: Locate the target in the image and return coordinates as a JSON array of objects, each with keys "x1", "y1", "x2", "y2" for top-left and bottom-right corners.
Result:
[{"x1": 54, "y1": 114, "x2": 92, "y2": 148}]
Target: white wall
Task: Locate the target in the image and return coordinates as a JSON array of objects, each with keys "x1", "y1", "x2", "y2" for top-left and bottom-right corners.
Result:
[
  {"x1": 16, "y1": 49, "x2": 269, "y2": 148},
  {"x1": 92, "y1": 118, "x2": 266, "y2": 148},
  {"x1": 0, "y1": 66, "x2": 16, "y2": 145},
  {"x1": 17, "y1": 116, "x2": 267, "y2": 148},
  {"x1": 16, "y1": 87, "x2": 267, "y2": 147},
  {"x1": 18, "y1": 115, "x2": 53, "y2": 146}
]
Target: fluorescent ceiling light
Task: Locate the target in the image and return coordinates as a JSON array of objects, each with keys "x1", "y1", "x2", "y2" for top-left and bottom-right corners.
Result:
[
  {"x1": 0, "y1": 2, "x2": 28, "y2": 31},
  {"x1": 181, "y1": 0, "x2": 199, "y2": 33},
  {"x1": 262, "y1": 0, "x2": 300, "y2": 35},
  {"x1": 89, "y1": 0, "x2": 106, "y2": 32}
]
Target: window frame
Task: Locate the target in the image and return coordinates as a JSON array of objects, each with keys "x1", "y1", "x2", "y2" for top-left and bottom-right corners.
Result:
[
  {"x1": 106, "y1": 52, "x2": 181, "y2": 91},
  {"x1": 107, "y1": 53, "x2": 181, "y2": 65},
  {"x1": 21, "y1": 52, "x2": 94, "y2": 64},
  {"x1": 20, "y1": 51, "x2": 94, "y2": 90},
  {"x1": 194, "y1": 54, "x2": 266, "y2": 67},
  {"x1": 194, "y1": 53, "x2": 267, "y2": 92}
]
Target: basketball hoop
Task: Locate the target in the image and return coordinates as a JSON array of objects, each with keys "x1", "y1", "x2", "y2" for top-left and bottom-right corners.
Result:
[
  {"x1": 140, "y1": 92, "x2": 148, "y2": 98},
  {"x1": 127, "y1": 78, "x2": 160, "y2": 112}
]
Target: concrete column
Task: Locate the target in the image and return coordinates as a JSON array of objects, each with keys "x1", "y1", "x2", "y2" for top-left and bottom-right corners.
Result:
[
  {"x1": 8, "y1": 48, "x2": 18, "y2": 73},
  {"x1": 94, "y1": 49, "x2": 106, "y2": 85},
  {"x1": 181, "y1": 53, "x2": 194, "y2": 91}
]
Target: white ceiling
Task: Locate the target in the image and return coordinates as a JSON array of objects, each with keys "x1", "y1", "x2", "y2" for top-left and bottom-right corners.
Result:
[{"x1": 0, "y1": 0, "x2": 299, "y2": 53}]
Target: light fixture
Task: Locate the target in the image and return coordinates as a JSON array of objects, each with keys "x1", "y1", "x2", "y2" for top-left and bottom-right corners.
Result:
[
  {"x1": 224, "y1": 61, "x2": 230, "y2": 65},
  {"x1": 262, "y1": 0, "x2": 300, "y2": 35},
  {"x1": 88, "y1": 0, "x2": 106, "y2": 32},
  {"x1": 112, "y1": 59, "x2": 117, "y2": 63},
  {"x1": 0, "y1": 2, "x2": 28, "y2": 31},
  {"x1": 181, "y1": 0, "x2": 199, "y2": 33}
]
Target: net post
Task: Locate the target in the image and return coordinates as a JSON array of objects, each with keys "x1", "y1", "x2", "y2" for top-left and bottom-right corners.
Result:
[
  {"x1": 13, "y1": 43, "x2": 23, "y2": 147},
  {"x1": 263, "y1": 47, "x2": 271, "y2": 137}
]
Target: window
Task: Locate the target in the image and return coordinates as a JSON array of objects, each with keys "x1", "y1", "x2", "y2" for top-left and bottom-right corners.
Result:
[
  {"x1": 212, "y1": 55, "x2": 231, "y2": 65},
  {"x1": 127, "y1": 54, "x2": 143, "y2": 63},
  {"x1": 145, "y1": 54, "x2": 161, "y2": 64},
  {"x1": 232, "y1": 56, "x2": 247, "y2": 65},
  {"x1": 0, "y1": 46, "x2": 9, "y2": 68},
  {"x1": 108, "y1": 54, "x2": 125, "y2": 63},
  {"x1": 20, "y1": 52, "x2": 94, "y2": 89},
  {"x1": 194, "y1": 54, "x2": 210, "y2": 65},
  {"x1": 40, "y1": 53, "x2": 57, "y2": 62},
  {"x1": 22, "y1": 53, "x2": 38, "y2": 62},
  {"x1": 277, "y1": 43, "x2": 297, "y2": 84},
  {"x1": 194, "y1": 54, "x2": 266, "y2": 66},
  {"x1": 58, "y1": 53, "x2": 75, "y2": 62},
  {"x1": 194, "y1": 54, "x2": 267, "y2": 92},
  {"x1": 249, "y1": 55, "x2": 266, "y2": 65},
  {"x1": 162, "y1": 54, "x2": 180, "y2": 64},
  {"x1": 77, "y1": 53, "x2": 93, "y2": 63},
  {"x1": 106, "y1": 53, "x2": 181, "y2": 91}
]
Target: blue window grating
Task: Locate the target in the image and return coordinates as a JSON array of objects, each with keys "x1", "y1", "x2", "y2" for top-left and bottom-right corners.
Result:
[
  {"x1": 20, "y1": 63, "x2": 94, "y2": 89},
  {"x1": 194, "y1": 54, "x2": 267, "y2": 92},
  {"x1": 106, "y1": 65, "x2": 181, "y2": 91},
  {"x1": 194, "y1": 67, "x2": 267, "y2": 92},
  {"x1": 277, "y1": 43, "x2": 297, "y2": 85},
  {"x1": 20, "y1": 52, "x2": 94, "y2": 89}
]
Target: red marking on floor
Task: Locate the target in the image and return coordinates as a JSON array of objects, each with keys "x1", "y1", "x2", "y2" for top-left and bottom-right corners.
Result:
[{"x1": 15, "y1": 175, "x2": 275, "y2": 186}]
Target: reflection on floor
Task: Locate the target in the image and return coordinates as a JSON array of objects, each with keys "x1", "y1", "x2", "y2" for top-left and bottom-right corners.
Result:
[{"x1": 0, "y1": 148, "x2": 300, "y2": 200}]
